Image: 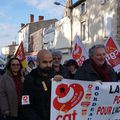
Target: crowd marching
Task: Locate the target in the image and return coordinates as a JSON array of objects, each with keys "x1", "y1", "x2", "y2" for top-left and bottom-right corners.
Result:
[{"x1": 0, "y1": 44, "x2": 120, "y2": 120}]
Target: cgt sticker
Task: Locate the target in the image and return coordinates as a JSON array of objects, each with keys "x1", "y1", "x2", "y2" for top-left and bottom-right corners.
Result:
[
  {"x1": 22, "y1": 95, "x2": 30, "y2": 105},
  {"x1": 53, "y1": 83, "x2": 84, "y2": 112}
]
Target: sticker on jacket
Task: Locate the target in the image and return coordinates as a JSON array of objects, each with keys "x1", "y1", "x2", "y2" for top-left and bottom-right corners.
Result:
[{"x1": 22, "y1": 95, "x2": 30, "y2": 105}]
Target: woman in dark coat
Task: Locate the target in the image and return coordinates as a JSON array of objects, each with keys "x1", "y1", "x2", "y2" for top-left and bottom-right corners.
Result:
[{"x1": 0, "y1": 57, "x2": 24, "y2": 120}]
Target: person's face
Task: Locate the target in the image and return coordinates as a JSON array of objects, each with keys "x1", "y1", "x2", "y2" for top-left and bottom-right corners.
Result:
[
  {"x1": 29, "y1": 62, "x2": 35, "y2": 69},
  {"x1": 68, "y1": 65, "x2": 76, "y2": 73},
  {"x1": 53, "y1": 55, "x2": 61, "y2": 66},
  {"x1": 10, "y1": 59, "x2": 21, "y2": 74},
  {"x1": 38, "y1": 54, "x2": 53, "y2": 70},
  {"x1": 91, "y1": 47, "x2": 106, "y2": 66}
]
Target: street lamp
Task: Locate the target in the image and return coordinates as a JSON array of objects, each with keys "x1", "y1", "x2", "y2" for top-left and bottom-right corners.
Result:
[
  {"x1": 54, "y1": 2, "x2": 66, "y2": 7},
  {"x1": 54, "y1": 1, "x2": 73, "y2": 52}
]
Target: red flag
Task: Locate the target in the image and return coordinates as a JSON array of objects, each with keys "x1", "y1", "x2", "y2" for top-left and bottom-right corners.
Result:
[
  {"x1": 72, "y1": 35, "x2": 89, "y2": 66},
  {"x1": 14, "y1": 41, "x2": 26, "y2": 68},
  {"x1": 105, "y1": 37, "x2": 120, "y2": 73}
]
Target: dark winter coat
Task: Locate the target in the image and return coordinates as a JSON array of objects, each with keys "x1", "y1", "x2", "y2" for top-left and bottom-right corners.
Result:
[
  {"x1": 53, "y1": 64, "x2": 69, "y2": 78},
  {"x1": 74, "y1": 59, "x2": 118, "y2": 82},
  {"x1": 0, "y1": 70, "x2": 23, "y2": 117},
  {"x1": 20, "y1": 67, "x2": 56, "y2": 120}
]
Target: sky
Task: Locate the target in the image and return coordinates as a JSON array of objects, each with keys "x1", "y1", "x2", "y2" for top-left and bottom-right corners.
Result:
[{"x1": 0, "y1": 0, "x2": 77, "y2": 52}]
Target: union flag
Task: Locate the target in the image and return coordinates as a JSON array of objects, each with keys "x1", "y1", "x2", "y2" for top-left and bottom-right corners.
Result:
[
  {"x1": 72, "y1": 35, "x2": 88, "y2": 66},
  {"x1": 105, "y1": 37, "x2": 120, "y2": 73},
  {"x1": 14, "y1": 41, "x2": 27, "y2": 68}
]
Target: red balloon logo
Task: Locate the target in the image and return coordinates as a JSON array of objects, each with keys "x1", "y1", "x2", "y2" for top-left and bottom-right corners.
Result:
[
  {"x1": 53, "y1": 83, "x2": 84, "y2": 112},
  {"x1": 72, "y1": 43, "x2": 82, "y2": 60}
]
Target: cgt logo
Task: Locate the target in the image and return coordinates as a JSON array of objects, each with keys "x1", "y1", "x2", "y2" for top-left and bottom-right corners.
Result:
[
  {"x1": 53, "y1": 83, "x2": 84, "y2": 112},
  {"x1": 106, "y1": 50, "x2": 119, "y2": 60},
  {"x1": 72, "y1": 43, "x2": 82, "y2": 60}
]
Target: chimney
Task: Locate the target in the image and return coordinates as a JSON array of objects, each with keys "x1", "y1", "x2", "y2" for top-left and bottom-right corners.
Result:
[
  {"x1": 21, "y1": 23, "x2": 25, "y2": 29},
  {"x1": 38, "y1": 16, "x2": 44, "y2": 21},
  {"x1": 30, "y1": 14, "x2": 34, "y2": 23}
]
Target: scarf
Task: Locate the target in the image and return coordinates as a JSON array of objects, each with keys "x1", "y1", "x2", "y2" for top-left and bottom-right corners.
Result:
[
  {"x1": 90, "y1": 58, "x2": 112, "y2": 82},
  {"x1": 13, "y1": 75, "x2": 22, "y2": 106}
]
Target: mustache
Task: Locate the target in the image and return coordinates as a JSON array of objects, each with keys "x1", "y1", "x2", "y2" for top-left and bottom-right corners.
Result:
[{"x1": 41, "y1": 67, "x2": 52, "y2": 73}]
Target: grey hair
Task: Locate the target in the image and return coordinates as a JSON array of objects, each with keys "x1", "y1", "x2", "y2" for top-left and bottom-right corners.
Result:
[
  {"x1": 51, "y1": 49, "x2": 62, "y2": 58},
  {"x1": 89, "y1": 44, "x2": 106, "y2": 57}
]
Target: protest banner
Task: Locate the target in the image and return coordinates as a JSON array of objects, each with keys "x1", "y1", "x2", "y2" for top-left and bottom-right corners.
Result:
[
  {"x1": 105, "y1": 36, "x2": 120, "y2": 73},
  {"x1": 72, "y1": 35, "x2": 89, "y2": 66},
  {"x1": 51, "y1": 79, "x2": 120, "y2": 120}
]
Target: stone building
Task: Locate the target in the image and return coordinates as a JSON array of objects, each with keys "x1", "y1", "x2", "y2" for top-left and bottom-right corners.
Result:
[
  {"x1": 18, "y1": 14, "x2": 57, "y2": 53},
  {"x1": 72, "y1": 0, "x2": 120, "y2": 49},
  {"x1": 2, "y1": 42, "x2": 18, "y2": 56},
  {"x1": 54, "y1": 0, "x2": 120, "y2": 62}
]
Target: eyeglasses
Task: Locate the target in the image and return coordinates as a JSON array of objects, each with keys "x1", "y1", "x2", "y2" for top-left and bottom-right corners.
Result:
[
  {"x1": 42, "y1": 60, "x2": 53, "y2": 64},
  {"x1": 11, "y1": 64, "x2": 20, "y2": 67},
  {"x1": 53, "y1": 57, "x2": 61, "y2": 60}
]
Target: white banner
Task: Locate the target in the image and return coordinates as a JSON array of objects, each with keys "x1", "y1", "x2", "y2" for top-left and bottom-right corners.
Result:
[
  {"x1": 51, "y1": 79, "x2": 120, "y2": 120},
  {"x1": 72, "y1": 35, "x2": 89, "y2": 66}
]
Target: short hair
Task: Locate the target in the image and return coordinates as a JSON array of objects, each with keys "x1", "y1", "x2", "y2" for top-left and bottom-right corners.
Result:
[
  {"x1": 37, "y1": 49, "x2": 52, "y2": 62},
  {"x1": 51, "y1": 49, "x2": 62, "y2": 58},
  {"x1": 66, "y1": 59, "x2": 78, "y2": 68},
  {"x1": 89, "y1": 44, "x2": 106, "y2": 57}
]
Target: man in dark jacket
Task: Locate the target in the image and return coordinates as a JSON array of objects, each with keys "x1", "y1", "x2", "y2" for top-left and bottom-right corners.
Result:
[
  {"x1": 75, "y1": 44, "x2": 118, "y2": 82},
  {"x1": 21, "y1": 49, "x2": 63, "y2": 120},
  {"x1": 51, "y1": 49, "x2": 69, "y2": 78}
]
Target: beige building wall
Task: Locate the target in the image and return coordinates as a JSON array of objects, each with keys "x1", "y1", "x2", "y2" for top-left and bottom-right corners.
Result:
[
  {"x1": 30, "y1": 29, "x2": 43, "y2": 53},
  {"x1": 116, "y1": 0, "x2": 120, "y2": 45},
  {"x1": 2, "y1": 47, "x2": 9, "y2": 56},
  {"x1": 2, "y1": 45, "x2": 18, "y2": 56},
  {"x1": 54, "y1": 17, "x2": 71, "y2": 49},
  {"x1": 18, "y1": 25, "x2": 29, "y2": 52},
  {"x1": 54, "y1": 17, "x2": 72, "y2": 63},
  {"x1": 53, "y1": 0, "x2": 120, "y2": 62},
  {"x1": 72, "y1": 0, "x2": 119, "y2": 51}
]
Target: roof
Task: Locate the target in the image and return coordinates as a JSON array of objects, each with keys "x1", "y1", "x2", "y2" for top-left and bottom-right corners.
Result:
[{"x1": 18, "y1": 18, "x2": 58, "y2": 33}]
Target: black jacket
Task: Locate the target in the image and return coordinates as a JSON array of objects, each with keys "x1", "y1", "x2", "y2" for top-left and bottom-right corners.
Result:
[
  {"x1": 21, "y1": 67, "x2": 56, "y2": 120},
  {"x1": 74, "y1": 59, "x2": 118, "y2": 82},
  {"x1": 53, "y1": 64, "x2": 69, "y2": 78}
]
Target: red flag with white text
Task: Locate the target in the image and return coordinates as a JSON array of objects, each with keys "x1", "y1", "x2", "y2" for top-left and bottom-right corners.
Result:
[
  {"x1": 14, "y1": 41, "x2": 27, "y2": 68},
  {"x1": 72, "y1": 35, "x2": 89, "y2": 66},
  {"x1": 105, "y1": 37, "x2": 120, "y2": 73}
]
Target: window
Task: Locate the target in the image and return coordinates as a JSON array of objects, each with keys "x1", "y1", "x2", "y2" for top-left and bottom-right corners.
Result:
[
  {"x1": 80, "y1": 2, "x2": 86, "y2": 15},
  {"x1": 29, "y1": 36, "x2": 34, "y2": 52},
  {"x1": 81, "y1": 21, "x2": 86, "y2": 41}
]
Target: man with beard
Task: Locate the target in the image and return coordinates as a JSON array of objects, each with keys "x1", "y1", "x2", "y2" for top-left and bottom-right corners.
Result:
[{"x1": 20, "y1": 49, "x2": 63, "y2": 120}]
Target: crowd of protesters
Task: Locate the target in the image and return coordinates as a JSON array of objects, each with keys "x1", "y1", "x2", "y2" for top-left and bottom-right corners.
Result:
[{"x1": 0, "y1": 44, "x2": 119, "y2": 120}]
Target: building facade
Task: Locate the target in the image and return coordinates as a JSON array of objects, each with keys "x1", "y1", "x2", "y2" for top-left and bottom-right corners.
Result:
[
  {"x1": 72, "y1": 0, "x2": 120, "y2": 50},
  {"x1": 30, "y1": 28, "x2": 43, "y2": 53},
  {"x1": 2, "y1": 42, "x2": 18, "y2": 56},
  {"x1": 54, "y1": 0, "x2": 120, "y2": 62},
  {"x1": 18, "y1": 14, "x2": 57, "y2": 53}
]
